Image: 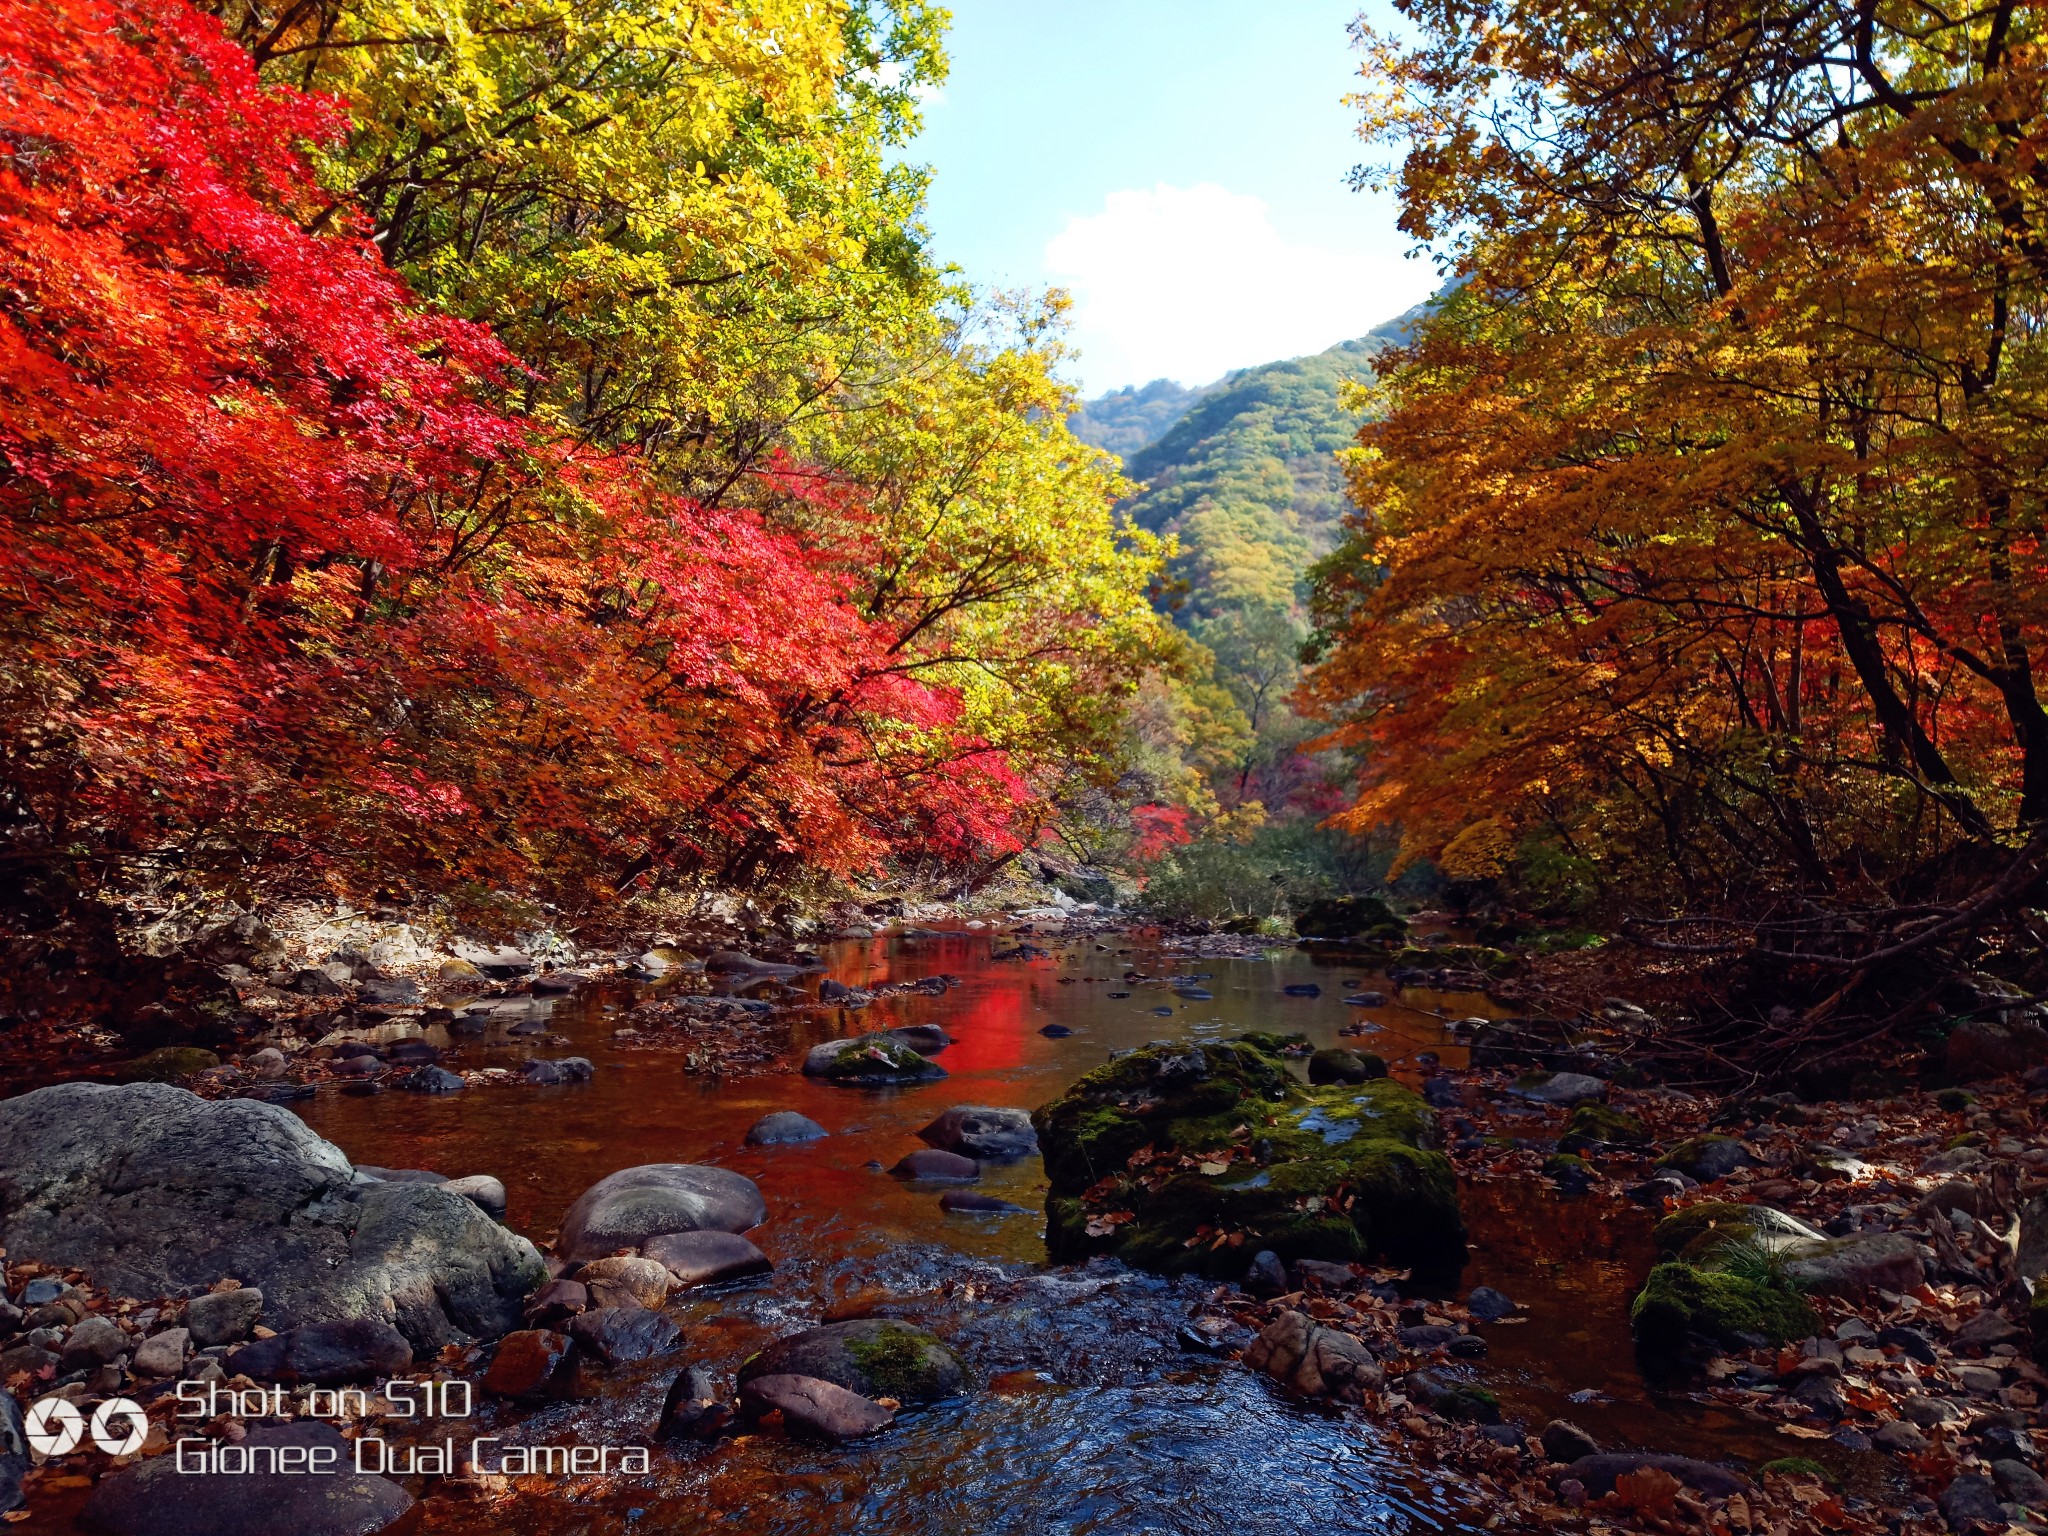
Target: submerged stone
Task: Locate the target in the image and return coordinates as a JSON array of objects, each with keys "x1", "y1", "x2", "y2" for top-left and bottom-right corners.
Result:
[{"x1": 1031, "y1": 1035, "x2": 1464, "y2": 1278}]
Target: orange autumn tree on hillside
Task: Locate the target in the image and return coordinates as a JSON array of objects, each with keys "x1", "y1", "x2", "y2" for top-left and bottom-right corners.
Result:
[{"x1": 1309, "y1": 0, "x2": 2048, "y2": 952}]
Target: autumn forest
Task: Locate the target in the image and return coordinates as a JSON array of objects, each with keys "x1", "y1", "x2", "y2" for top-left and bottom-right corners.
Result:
[{"x1": 7, "y1": 5, "x2": 2048, "y2": 1532}]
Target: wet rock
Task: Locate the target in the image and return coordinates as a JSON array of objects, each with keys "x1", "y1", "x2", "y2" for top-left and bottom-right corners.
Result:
[
  {"x1": 483, "y1": 1328, "x2": 577, "y2": 1400},
  {"x1": 575, "y1": 1255, "x2": 672, "y2": 1310},
  {"x1": 658, "y1": 1366, "x2": 735, "y2": 1440},
  {"x1": 1994, "y1": 1460, "x2": 2048, "y2": 1507},
  {"x1": 1628, "y1": 1173, "x2": 1692, "y2": 1206},
  {"x1": 1508, "y1": 1071, "x2": 1609, "y2": 1106},
  {"x1": 1294, "y1": 1258, "x2": 1357, "y2": 1289},
  {"x1": 886, "y1": 1025, "x2": 952, "y2": 1055},
  {"x1": 357, "y1": 977, "x2": 421, "y2": 1007},
  {"x1": 1560, "y1": 1104, "x2": 1649, "y2": 1151},
  {"x1": 745, "y1": 1111, "x2": 827, "y2": 1146},
  {"x1": 1948, "y1": 1017, "x2": 2048, "y2": 1080},
  {"x1": 1657, "y1": 1136, "x2": 1756, "y2": 1182},
  {"x1": 132, "y1": 1326, "x2": 189, "y2": 1377},
  {"x1": 290, "y1": 967, "x2": 350, "y2": 997},
  {"x1": 1781, "y1": 1233, "x2": 1924, "y2": 1297},
  {"x1": 1033, "y1": 1036, "x2": 1463, "y2": 1276},
  {"x1": 1308, "y1": 1048, "x2": 1386, "y2": 1086},
  {"x1": 1039, "y1": 1024, "x2": 1073, "y2": 1038},
  {"x1": 398, "y1": 1065, "x2": 464, "y2": 1093},
  {"x1": 1652, "y1": 1202, "x2": 1827, "y2": 1261},
  {"x1": 1242, "y1": 1311, "x2": 1384, "y2": 1402},
  {"x1": 440, "y1": 1174, "x2": 508, "y2": 1221},
  {"x1": 1954, "y1": 1309, "x2": 2025, "y2": 1348},
  {"x1": 60, "y1": 1314, "x2": 128, "y2": 1370},
  {"x1": 0, "y1": 1083, "x2": 543, "y2": 1352},
  {"x1": 736, "y1": 1319, "x2": 966, "y2": 1404},
  {"x1": 1467, "y1": 1286, "x2": 1517, "y2": 1321},
  {"x1": 450, "y1": 941, "x2": 534, "y2": 978},
  {"x1": 1342, "y1": 991, "x2": 1389, "y2": 1007},
  {"x1": 704, "y1": 950, "x2": 798, "y2": 975},
  {"x1": 1541, "y1": 1420, "x2": 1601, "y2": 1463},
  {"x1": 938, "y1": 1191, "x2": 1030, "y2": 1215},
  {"x1": 557, "y1": 1164, "x2": 765, "y2": 1260},
  {"x1": 530, "y1": 971, "x2": 588, "y2": 994},
  {"x1": 1940, "y1": 1474, "x2": 2008, "y2": 1532},
  {"x1": 1566, "y1": 1454, "x2": 1748, "y2": 1499},
  {"x1": 1975, "y1": 1423, "x2": 2035, "y2": 1464},
  {"x1": 522, "y1": 1279, "x2": 588, "y2": 1327},
  {"x1": 1283, "y1": 983, "x2": 1322, "y2": 998},
  {"x1": 741, "y1": 1373, "x2": 895, "y2": 1441},
  {"x1": 227, "y1": 1318, "x2": 412, "y2": 1385},
  {"x1": 1631, "y1": 1263, "x2": 1815, "y2": 1355},
  {"x1": 1904, "y1": 1395, "x2": 1965, "y2": 1427},
  {"x1": 802, "y1": 1033, "x2": 946, "y2": 1086},
  {"x1": 917, "y1": 1105, "x2": 1039, "y2": 1160},
  {"x1": 1404, "y1": 1369, "x2": 1501, "y2": 1422},
  {"x1": 1881, "y1": 1325, "x2": 1938, "y2": 1365},
  {"x1": 643, "y1": 1230, "x2": 773, "y2": 1287},
  {"x1": 521, "y1": 1057, "x2": 594, "y2": 1086},
  {"x1": 1243, "y1": 1249, "x2": 1289, "y2": 1298},
  {"x1": 1874, "y1": 1419, "x2": 1930, "y2": 1455},
  {"x1": 81, "y1": 1419, "x2": 412, "y2": 1536},
  {"x1": 569, "y1": 1306, "x2": 681, "y2": 1365},
  {"x1": 890, "y1": 1148, "x2": 980, "y2": 1183}
]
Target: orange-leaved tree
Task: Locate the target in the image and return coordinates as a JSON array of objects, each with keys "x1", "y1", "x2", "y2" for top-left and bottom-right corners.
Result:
[{"x1": 1309, "y1": 0, "x2": 2048, "y2": 939}]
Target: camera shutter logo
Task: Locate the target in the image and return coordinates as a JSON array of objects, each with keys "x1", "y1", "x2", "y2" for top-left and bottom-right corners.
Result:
[{"x1": 25, "y1": 1396, "x2": 147, "y2": 1456}]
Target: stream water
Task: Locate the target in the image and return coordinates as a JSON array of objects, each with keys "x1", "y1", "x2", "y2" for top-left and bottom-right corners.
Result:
[{"x1": 215, "y1": 927, "x2": 1819, "y2": 1530}]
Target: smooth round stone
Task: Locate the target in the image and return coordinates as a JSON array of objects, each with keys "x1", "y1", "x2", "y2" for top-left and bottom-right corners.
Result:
[
  {"x1": 890, "y1": 1148, "x2": 979, "y2": 1183},
  {"x1": 575, "y1": 1256, "x2": 672, "y2": 1310},
  {"x1": 745, "y1": 1111, "x2": 827, "y2": 1146},
  {"x1": 642, "y1": 1230, "x2": 773, "y2": 1288},
  {"x1": 737, "y1": 1319, "x2": 965, "y2": 1403},
  {"x1": 440, "y1": 1174, "x2": 507, "y2": 1221},
  {"x1": 568, "y1": 1305, "x2": 681, "y2": 1365},
  {"x1": 557, "y1": 1164, "x2": 765, "y2": 1260},
  {"x1": 740, "y1": 1373, "x2": 893, "y2": 1441},
  {"x1": 917, "y1": 1105, "x2": 1038, "y2": 1160}
]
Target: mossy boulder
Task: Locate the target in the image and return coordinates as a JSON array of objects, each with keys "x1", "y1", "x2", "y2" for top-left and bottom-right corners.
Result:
[
  {"x1": 1308, "y1": 1047, "x2": 1387, "y2": 1085},
  {"x1": 736, "y1": 1319, "x2": 965, "y2": 1403},
  {"x1": 1560, "y1": 1104, "x2": 1648, "y2": 1150},
  {"x1": 1294, "y1": 897, "x2": 1406, "y2": 943},
  {"x1": 1631, "y1": 1262, "x2": 1816, "y2": 1356},
  {"x1": 114, "y1": 1046, "x2": 221, "y2": 1083},
  {"x1": 801, "y1": 1034, "x2": 945, "y2": 1086},
  {"x1": 1657, "y1": 1135, "x2": 1755, "y2": 1182},
  {"x1": 1652, "y1": 1202, "x2": 1825, "y2": 1262},
  {"x1": 1032, "y1": 1036, "x2": 1463, "y2": 1278}
]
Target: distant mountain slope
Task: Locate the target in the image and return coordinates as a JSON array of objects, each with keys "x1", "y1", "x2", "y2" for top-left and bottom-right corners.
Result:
[
  {"x1": 1106, "y1": 316, "x2": 1412, "y2": 619},
  {"x1": 1068, "y1": 378, "x2": 1213, "y2": 459}
]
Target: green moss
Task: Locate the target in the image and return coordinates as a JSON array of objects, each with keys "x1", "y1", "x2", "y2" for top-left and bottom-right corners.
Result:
[
  {"x1": 844, "y1": 1325, "x2": 955, "y2": 1401},
  {"x1": 1946, "y1": 1131, "x2": 1986, "y2": 1150},
  {"x1": 1935, "y1": 1088, "x2": 1977, "y2": 1113},
  {"x1": 1562, "y1": 1104, "x2": 1648, "y2": 1147},
  {"x1": 1294, "y1": 896, "x2": 1403, "y2": 940},
  {"x1": 1032, "y1": 1036, "x2": 1464, "y2": 1277},
  {"x1": 1543, "y1": 1152, "x2": 1590, "y2": 1177},
  {"x1": 1652, "y1": 1201, "x2": 1762, "y2": 1260},
  {"x1": 1631, "y1": 1262, "x2": 1816, "y2": 1355},
  {"x1": 1239, "y1": 1031, "x2": 1310, "y2": 1056},
  {"x1": 115, "y1": 1046, "x2": 221, "y2": 1083},
  {"x1": 1435, "y1": 1384, "x2": 1500, "y2": 1423}
]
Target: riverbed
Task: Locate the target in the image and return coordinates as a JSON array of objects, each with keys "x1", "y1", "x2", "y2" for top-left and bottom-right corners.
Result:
[{"x1": 259, "y1": 924, "x2": 1784, "y2": 1534}]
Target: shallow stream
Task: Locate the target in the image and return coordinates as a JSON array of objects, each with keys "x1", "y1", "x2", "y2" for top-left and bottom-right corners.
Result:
[{"x1": 166, "y1": 928, "x2": 1814, "y2": 1531}]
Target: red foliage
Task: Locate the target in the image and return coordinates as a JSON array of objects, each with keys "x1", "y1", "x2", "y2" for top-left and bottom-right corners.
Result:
[{"x1": 0, "y1": 0, "x2": 1028, "y2": 906}]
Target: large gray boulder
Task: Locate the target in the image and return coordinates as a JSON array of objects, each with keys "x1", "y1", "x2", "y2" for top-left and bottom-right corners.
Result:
[
  {"x1": 81, "y1": 1420, "x2": 411, "y2": 1536},
  {"x1": 0, "y1": 1082, "x2": 544, "y2": 1351},
  {"x1": 556, "y1": 1164, "x2": 765, "y2": 1261}
]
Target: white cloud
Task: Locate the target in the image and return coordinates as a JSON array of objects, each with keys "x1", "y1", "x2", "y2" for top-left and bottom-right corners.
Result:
[{"x1": 1042, "y1": 183, "x2": 1430, "y2": 392}]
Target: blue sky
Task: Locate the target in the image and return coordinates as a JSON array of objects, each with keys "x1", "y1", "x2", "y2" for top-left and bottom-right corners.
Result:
[{"x1": 904, "y1": 1, "x2": 1437, "y2": 395}]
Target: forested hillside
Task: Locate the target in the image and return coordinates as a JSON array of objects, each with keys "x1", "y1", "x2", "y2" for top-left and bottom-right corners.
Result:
[{"x1": 1068, "y1": 318, "x2": 1417, "y2": 920}]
